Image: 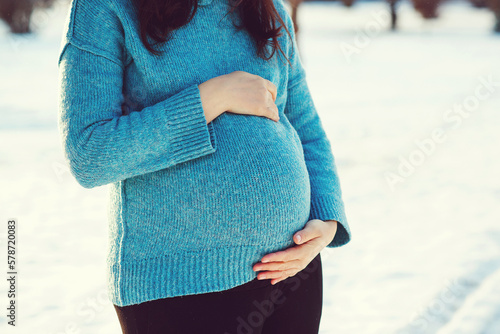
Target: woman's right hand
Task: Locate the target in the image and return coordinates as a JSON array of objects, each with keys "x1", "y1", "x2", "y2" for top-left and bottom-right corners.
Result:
[{"x1": 198, "y1": 70, "x2": 280, "y2": 124}]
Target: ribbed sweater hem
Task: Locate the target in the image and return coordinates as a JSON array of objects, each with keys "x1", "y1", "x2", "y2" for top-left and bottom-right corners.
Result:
[{"x1": 106, "y1": 243, "x2": 289, "y2": 307}]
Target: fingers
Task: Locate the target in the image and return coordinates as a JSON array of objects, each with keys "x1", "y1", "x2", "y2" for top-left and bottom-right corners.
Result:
[
  {"x1": 266, "y1": 103, "x2": 280, "y2": 122},
  {"x1": 251, "y1": 219, "x2": 334, "y2": 285},
  {"x1": 253, "y1": 259, "x2": 303, "y2": 273},
  {"x1": 254, "y1": 261, "x2": 305, "y2": 284},
  {"x1": 234, "y1": 72, "x2": 279, "y2": 121},
  {"x1": 257, "y1": 268, "x2": 295, "y2": 280},
  {"x1": 264, "y1": 79, "x2": 277, "y2": 102},
  {"x1": 271, "y1": 277, "x2": 287, "y2": 285},
  {"x1": 264, "y1": 79, "x2": 279, "y2": 122},
  {"x1": 253, "y1": 257, "x2": 312, "y2": 285},
  {"x1": 294, "y1": 219, "x2": 324, "y2": 245},
  {"x1": 260, "y1": 243, "x2": 311, "y2": 263}
]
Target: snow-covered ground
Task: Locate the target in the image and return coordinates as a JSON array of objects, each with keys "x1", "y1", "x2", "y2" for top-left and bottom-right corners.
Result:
[{"x1": 1, "y1": 0, "x2": 499, "y2": 333}]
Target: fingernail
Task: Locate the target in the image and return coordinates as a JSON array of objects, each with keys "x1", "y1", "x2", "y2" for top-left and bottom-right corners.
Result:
[
  {"x1": 262, "y1": 258, "x2": 269, "y2": 263},
  {"x1": 296, "y1": 234, "x2": 302, "y2": 242}
]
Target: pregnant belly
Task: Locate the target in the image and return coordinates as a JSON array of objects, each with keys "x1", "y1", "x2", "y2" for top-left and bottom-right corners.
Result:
[{"x1": 123, "y1": 113, "x2": 311, "y2": 258}]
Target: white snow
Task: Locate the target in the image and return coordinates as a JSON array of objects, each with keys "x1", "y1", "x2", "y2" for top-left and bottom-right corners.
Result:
[{"x1": 1, "y1": 0, "x2": 499, "y2": 333}]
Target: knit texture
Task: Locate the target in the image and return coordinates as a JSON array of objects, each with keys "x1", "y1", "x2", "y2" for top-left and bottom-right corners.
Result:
[{"x1": 57, "y1": 0, "x2": 352, "y2": 307}]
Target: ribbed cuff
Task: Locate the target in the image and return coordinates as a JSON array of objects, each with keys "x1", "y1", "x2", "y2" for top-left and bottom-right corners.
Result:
[
  {"x1": 160, "y1": 83, "x2": 217, "y2": 165},
  {"x1": 309, "y1": 196, "x2": 351, "y2": 248}
]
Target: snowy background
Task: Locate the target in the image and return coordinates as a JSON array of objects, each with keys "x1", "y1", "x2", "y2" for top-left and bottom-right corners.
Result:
[{"x1": 1, "y1": 0, "x2": 500, "y2": 333}]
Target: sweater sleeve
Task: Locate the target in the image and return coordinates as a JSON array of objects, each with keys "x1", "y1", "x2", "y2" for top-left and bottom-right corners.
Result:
[
  {"x1": 57, "y1": 41, "x2": 217, "y2": 189},
  {"x1": 283, "y1": 17, "x2": 351, "y2": 248}
]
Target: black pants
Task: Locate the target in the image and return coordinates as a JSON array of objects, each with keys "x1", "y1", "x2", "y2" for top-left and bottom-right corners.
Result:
[{"x1": 113, "y1": 253, "x2": 323, "y2": 334}]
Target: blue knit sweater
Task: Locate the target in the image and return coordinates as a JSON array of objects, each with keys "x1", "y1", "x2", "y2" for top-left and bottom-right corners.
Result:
[{"x1": 57, "y1": 0, "x2": 351, "y2": 307}]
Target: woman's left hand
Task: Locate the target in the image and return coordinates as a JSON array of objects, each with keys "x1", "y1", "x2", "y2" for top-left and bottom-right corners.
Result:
[{"x1": 253, "y1": 219, "x2": 338, "y2": 285}]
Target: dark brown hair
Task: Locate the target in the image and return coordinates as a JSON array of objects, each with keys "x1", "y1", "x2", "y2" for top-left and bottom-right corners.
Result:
[{"x1": 133, "y1": 0, "x2": 293, "y2": 65}]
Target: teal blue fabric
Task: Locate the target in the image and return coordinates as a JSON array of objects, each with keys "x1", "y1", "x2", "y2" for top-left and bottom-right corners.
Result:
[{"x1": 57, "y1": 0, "x2": 352, "y2": 307}]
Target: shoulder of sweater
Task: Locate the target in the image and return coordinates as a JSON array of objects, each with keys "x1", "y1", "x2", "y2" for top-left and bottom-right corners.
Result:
[
  {"x1": 271, "y1": 0, "x2": 296, "y2": 52},
  {"x1": 271, "y1": 0, "x2": 301, "y2": 74},
  {"x1": 58, "y1": 0, "x2": 128, "y2": 66},
  {"x1": 272, "y1": 0, "x2": 291, "y2": 30}
]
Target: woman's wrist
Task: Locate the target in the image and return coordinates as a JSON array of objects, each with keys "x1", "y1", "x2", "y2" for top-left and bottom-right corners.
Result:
[
  {"x1": 323, "y1": 220, "x2": 338, "y2": 243},
  {"x1": 198, "y1": 76, "x2": 229, "y2": 124}
]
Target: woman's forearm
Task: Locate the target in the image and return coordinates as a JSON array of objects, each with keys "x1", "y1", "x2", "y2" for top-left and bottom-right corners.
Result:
[{"x1": 198, "y1": 76, "x2": 228, "y2": 124}]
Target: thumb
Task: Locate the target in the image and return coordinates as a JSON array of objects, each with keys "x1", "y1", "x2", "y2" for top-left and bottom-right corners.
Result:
[{"x1": 293, "y1": 220, "x2": 319, "y2": 245}]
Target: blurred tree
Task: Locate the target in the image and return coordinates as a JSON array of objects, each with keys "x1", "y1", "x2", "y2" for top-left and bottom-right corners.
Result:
[
  {"x1": 288, "y1": 0, "x2": 356, "y2": 36},
  {"x1": 388, "y1": 0, "x2": 399, "y2": 30},
  {"x1": 289, "y1": 0, "x2": 447, "y2": 34},
  {"x1": 488, "y1": 0, "x2": 500, "y2": 31},
  {"x1": 389, "y1": 0, "x2": 442, "y2": 32},
  {"x1": 340, "y1": 0, "x2": 355, "y2": 7},
  {"x1": 0, "y1": 0, "x2": 57, "y2": 34},
  {"x1": 469, "y1": 0, "x2": 489, "y2": 8},
  {"x1": 410, "y1": 0, "x2": 442, "y2": 18}
]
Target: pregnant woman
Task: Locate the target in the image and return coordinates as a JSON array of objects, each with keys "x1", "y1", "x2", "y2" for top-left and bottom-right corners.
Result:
[{"x1": 57, "y1": 0, "x2": 352, "y2": 332}]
